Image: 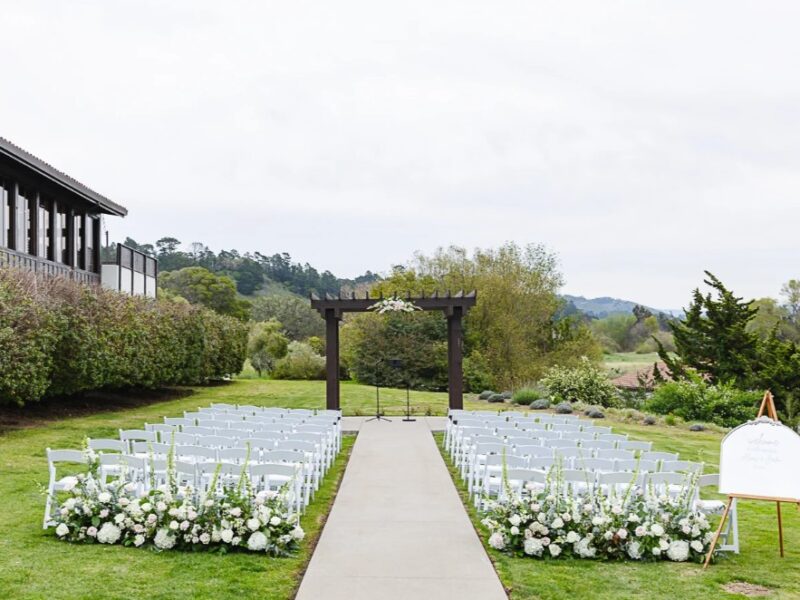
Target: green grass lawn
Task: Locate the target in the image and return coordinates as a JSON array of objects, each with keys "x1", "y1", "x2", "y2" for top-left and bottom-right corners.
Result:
[
  {"x1": 2, "y1": 378, "x2": 799, "y2": 599},
  {"x1": 437, "y1": 421, "x2": 800, "y2": 600},
  {"x1": 603, "y1": 352, "x2": 661, "y2": 376}
]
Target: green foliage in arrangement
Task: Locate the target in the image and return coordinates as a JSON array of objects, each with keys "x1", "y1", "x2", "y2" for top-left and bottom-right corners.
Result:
[
  {"x1": 247, "y1": 320, "x2": 289, "y2": 377},
  {"x1": 0, "y1": 269, "x2": 248, "y2": 405},
  {"x1": 158, "y1": 266, "x2": 251, "y2": 321},
  {"x1": 646, "y1": 373, "x2": 761, "y2": 428},
  {"x1": 250, "y1": 295, "x2": 325, "y2": 341},
  {"x1": 272, "y1": 341, "x2": 326, "y2": 380},
  {"x1": 540, "y1": 357, "x2": 620, "y2": 407}
]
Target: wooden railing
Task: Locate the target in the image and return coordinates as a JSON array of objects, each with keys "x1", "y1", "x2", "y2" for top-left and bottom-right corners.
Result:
[{"x1": 0, "y1": 247, "x2": 100, "y2": 286}]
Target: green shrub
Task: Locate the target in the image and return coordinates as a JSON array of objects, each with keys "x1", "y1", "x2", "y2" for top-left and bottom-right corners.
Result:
[
  {"x1": 646, "y1": 374, "x2": 760, "y2": 427},
  {"x1": 464, "y1": 351, "x2": 494, "y2": 393},
  {"x1": 512, "y1": 387, "x2": 543, "y2": 405},
  {"x1": 272, "y1": 341, "x2": 325, "y2": 380},
  {"x1": 540, "y1": 357, "x2": 620, "y2": 407},
  {"x1": 0, "y1": 269, "x2": 248, "y2": 404}
]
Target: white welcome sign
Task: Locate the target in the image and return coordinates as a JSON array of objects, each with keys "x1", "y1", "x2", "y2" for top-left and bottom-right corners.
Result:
[{"x1": 719, "y1": 417, "x2": 800, "y2": 502}]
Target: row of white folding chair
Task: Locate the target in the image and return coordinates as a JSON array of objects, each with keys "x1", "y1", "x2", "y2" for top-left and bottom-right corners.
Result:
[
  {"x1": 468, "y1": 450, "x2": 701, "y2": 496},
  {"x1": 98, "y1": 451, "x2": 308, "y2": 513},
  {"x1": 130, "y1": 426, "x2": 337, "y2": 468},
  {"x1": 454, "y1": 429, "x2": 658, "y2": 470},
  {"x1": 483, "y1": 468, "x2": 697, "y2": 508},
  {"x1": 104, "y1": 433, "x2": 328, "y2": 490}
]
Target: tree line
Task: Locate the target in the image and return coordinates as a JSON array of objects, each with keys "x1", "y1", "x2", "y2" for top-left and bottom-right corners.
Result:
[{"x1": 120, "y1": 237, "x2": 380, "y2": 296}]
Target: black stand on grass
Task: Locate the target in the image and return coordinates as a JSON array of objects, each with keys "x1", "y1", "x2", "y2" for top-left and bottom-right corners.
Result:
[
  {"x1": 366, "y1": 383, "x2": 391, "y2": 422},
  {"x1": 402, "y1": 382, "x2": 415, "y2": 422}
]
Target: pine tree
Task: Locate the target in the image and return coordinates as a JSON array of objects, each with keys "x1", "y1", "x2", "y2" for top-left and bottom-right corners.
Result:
[{"x1": 657, "y1": 271, "x2": 759, "y2": 386}]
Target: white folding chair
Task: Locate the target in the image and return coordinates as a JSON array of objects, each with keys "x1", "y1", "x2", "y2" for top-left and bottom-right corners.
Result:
[
  {"x1": 695, "y1": 474, "x2": 739, "y2": 553},
  {"x1": 87, "y1": 438, "x2": 126, "y2": 453},
  {"x1": 596, "y1": 449, "x2": 635, "y2": 461},
  {"x1": 119, "y1": 429, "x2": 157, "y2": 453},
  {"x1": 248, "y1": 463, "x2": 302, "y2": 514},
  {"x1": 619, "y1": 440, "x2": 652, "y2": 452},
  {"x1": 44, "y1": 449, "x2": 88, "y2": 528},
  {"x1": 615, "y1": 458, "x2": 658, "y2": 473}
]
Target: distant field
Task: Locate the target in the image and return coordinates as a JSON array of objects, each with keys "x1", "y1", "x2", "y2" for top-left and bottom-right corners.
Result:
[{"x1": 603, "y1": 351, "x2": 661, "y2": 376}]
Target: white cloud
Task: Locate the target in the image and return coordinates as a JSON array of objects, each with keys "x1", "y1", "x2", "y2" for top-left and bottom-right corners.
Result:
[{"x1": 1, "y1": 0, "x2": 798, "y2": 307}]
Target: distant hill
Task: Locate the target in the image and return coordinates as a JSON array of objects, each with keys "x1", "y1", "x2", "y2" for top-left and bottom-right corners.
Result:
[{"x1": 562, "y1": 295, "x2": 679, "y2": 318}]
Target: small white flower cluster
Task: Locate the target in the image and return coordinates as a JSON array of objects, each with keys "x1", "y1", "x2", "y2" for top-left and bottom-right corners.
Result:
[
  {"x1": 51, "y1": 472, "x2": 304, "y2": 557},
  {"x1": 480, "y1": 480, "x2": 713, "y2": 563},
  {"x1": 368, "y1": 297, "x2": 421, "y2": 314}
]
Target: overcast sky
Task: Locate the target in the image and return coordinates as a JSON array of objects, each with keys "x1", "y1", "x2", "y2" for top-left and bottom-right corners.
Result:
[{"x1": 2, "y1": 1, "x2": 798, "y2": 308}]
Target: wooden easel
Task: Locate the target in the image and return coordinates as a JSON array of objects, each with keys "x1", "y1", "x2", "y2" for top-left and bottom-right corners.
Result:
[{"x1": 703, "y1": 391, "x2": 797, "y2": 568}]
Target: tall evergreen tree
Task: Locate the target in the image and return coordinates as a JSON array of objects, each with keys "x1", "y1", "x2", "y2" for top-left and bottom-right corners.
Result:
[{"x1": 658, "y1": 271, "x2": 759, "y2": 386}]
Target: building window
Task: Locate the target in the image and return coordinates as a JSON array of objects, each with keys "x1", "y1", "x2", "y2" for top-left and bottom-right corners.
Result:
[
  {"x1": 18, "y1": 187, "x2": 37, "y2": 255},
  {"x1": 86, "y1": 217, "x2": 96, "y2": 272},
  {"x1": 74, "y1": 213, "x2": 85, "y2": 270},
  {"x1": 39, "y1": 198, "x2": 52, "y2": 260},
  {"x1": 16, "y1": 186, "x2": 29, "y2": 253},
  {"x1": 1, "y1": 178, "x2": 9, "y2": 248},
  {"x1": 58, "y1": 208, "x2": 69, "y2": 264}
]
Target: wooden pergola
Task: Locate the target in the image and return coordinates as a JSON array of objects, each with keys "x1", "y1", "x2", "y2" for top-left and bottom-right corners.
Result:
[{"x1": 310, "y1": 291, "x2": 477, "y2": 411}]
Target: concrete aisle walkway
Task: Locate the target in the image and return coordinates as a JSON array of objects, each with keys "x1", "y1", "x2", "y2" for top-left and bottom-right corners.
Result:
[{"x1": 296, "y1": 419, "x2": 507, "y2": 600}]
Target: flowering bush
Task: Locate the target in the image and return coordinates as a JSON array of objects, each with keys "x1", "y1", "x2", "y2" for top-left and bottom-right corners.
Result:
[
  {"x1": 480, "y1": 475, "x2": 713, "y2": 563},
  {"x1": 368, "y1": 297, "x2": 421, "y2": 314},
  {"x1": 50, "y1": 453, "x2": 304, "y2": 556},
  {"x1": 540, "y1": 358, "x2": 620, "y2": 408}
]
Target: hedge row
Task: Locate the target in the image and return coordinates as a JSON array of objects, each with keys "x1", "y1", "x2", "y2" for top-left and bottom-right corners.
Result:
[{"x1": 0, "y1": 268, "x2": 248, "y2": 405}]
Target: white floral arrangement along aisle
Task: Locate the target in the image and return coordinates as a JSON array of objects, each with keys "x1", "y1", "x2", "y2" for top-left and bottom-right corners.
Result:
[
  {"x1": 480, "y1": 469, "x2": 714, "y2": 563},
  {"x1": 50, "y1": 445, "x2": 305, "y2": 555}
]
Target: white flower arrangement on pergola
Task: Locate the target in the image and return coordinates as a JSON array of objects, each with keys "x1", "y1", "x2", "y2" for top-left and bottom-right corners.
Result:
[{"x1": 367, "y1": 297, "x2": 422, "y2": 314}]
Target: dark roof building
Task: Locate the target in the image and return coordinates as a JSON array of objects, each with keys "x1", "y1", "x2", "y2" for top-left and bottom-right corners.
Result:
[{"x1": 0, "y1": 137, "x2": 155, "y2": 295}]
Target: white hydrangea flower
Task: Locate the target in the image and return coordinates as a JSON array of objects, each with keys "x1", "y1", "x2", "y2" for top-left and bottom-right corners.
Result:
[
  {"x1": 134, "y1": 534, "x2": 146, "y2": 547},
  {"x1": 269, "y1": 516, "x2": 281, "y2": 526},
  {"x1": 565, "y1": 531, "x2": 580, "y2": 544},
  {"x1": 548, "y1": 543, "x2": 562, "y2": 557},
  {"x1": 247, "y1": 518, "x2": 261, "y2": 532},
  {"x1": 627, "y1": 541, "x2": 642, "y2": 559},
  {"x1": 551, "y1": 517, "x2": 564, "y2": 529},
  {"x1": 200, "y1": 533, "x2": 211, "y2": 545},
  {"x1": 154, "y1": 528, "x2": 175, "y2": 550},
  {"x1": 510, "y1": 526, "x2": 520, "y2": 536},
  {"x1": 220, "y1": 529, "x2": 234, "y2": 543},
  {"x1": 650, "y1": 523, "x2": 664, "y2": 537},
  {"x1": 291, "y1": 526, "x2": 305, "y2": 541},
  {"x1": 61, "y1": 477, "x2": 78, "y2": 492},
  {"x1": 169, "y1": 520, "x2": 179, "y2": 531},
  {"x1": 508, "y1": 514, "x2": 522, "y2": 527},
  {"x1": 667, "y1": 540, "x2": 690, "y2": 562},
  {"x1": 488, "y1": 532, "x2": 505, "y2": 550},
  {"x1": 247, "y1": 531, "x2": 268, "y2": 551},
  {"x1": 690, "y1": 540, "x2": 704, "y2": 553},
  {"x1": 523, "y1": 538, "x2": 543, "y2": 556},
  {"x1": 55, "y1": 523, "x2": 70, "y2": 537},
  {"x1": 97, "y1": 522, "x2": 121, "y2": 544},
  {"x1": 87, "y1": 526, "x2": 98, "y2": 537},
  {"x1": 97, "y1": 492, "x2": 112, "y2": 503}
]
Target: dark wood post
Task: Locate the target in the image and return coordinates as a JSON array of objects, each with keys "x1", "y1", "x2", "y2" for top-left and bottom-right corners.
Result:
[
  {"x1": 325, "y1": 309, "x2": 340, "y2": 410},
  {"x1": 447, "y1": 306, "x2": 464, "y2": 410}
]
